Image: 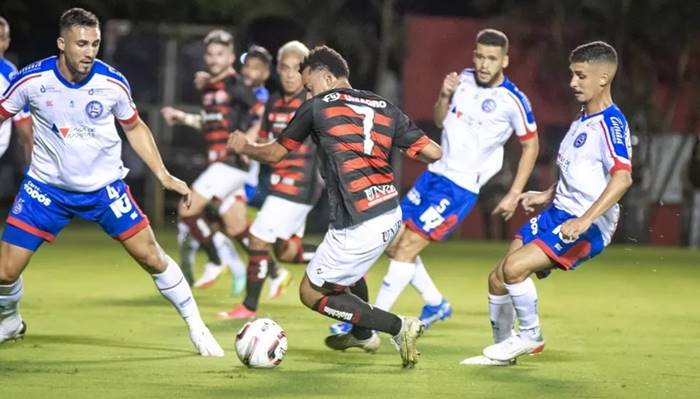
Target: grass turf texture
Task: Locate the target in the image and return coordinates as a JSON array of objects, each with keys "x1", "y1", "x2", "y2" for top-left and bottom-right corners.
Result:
[{"x1": 1, "y1": 223, "x2": 698, "y2": 398}]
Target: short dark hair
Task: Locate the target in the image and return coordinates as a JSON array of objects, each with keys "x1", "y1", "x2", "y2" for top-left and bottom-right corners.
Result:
[
  {"x1": 244, "y1": 45, "x2": 272, "y2": 66},
  {"x1": 569, "y1": 41, "x2": 618, "y2": 65},
  {"x1": 59, "y1": 8, "x2": 99, "y2": 32},
  {"x1": 204, "y1": 29, "x2": 234, "y2": 49},
  {"x1": 300, "y1": 45, "x2": 349, "y2": 79},
  {"x1": 476, "y1": 29, "x2": 509, "y2": 52}
]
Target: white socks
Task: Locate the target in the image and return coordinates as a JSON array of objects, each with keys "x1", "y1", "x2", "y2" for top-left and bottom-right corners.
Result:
[
  {"x1": 0, "y1": 277, "x2": 23, "y2": 331},
  {"x1": 177, "y1": 221, "x2": 198, "y2": 265},
  {"x1": 374, "y1": 259, "x2": 416, "y2": 311},
  {"x1": 411, "y1": 256, "x2": 443, "y2": 306},
  {"x1": 212, "y1": 232, "x2": 245, "y2": 277},
  {"x1": 488, "y1": 293, "x2": 515, "y2": 343},
  {"x1": 505, "y1": 278, "x2": 541, "y2": 340},
  {"x1": 152, "y1": 257, "x2": 204, "y2": 329}
]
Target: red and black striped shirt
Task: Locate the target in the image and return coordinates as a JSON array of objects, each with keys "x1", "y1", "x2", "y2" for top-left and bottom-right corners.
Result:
[
  {"x1": 278, "y1": 88, "x2": 430, "y2": 228},
  {"x1": 260, "y1": 90, "x2": 321, "y2": 205},
  {"x1": 200, "y1": 74, "x2": 257, "y2": 170}
]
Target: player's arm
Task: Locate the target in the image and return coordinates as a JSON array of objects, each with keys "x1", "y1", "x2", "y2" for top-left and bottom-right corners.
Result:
[
  {"x1": 120, "y1": 117, "x2": 192, "y2": 206},
  {"x1": 433, "y1": 72, "x2": 459, "y2": 128},
  {"x1": 15, "y1": 118, "x2": 33, "y2": 165},
  {"x1": 493, "y1": 136, "x2": 540, "y2": 220},
  {"x1": 559, "y1": 170, "x2": 632, "y2": 240},
  {"x1": 160, "y1": 106, "x2": 202, "y2": 130},
  {"x1": 414, "y1": 138, "x2": 442, "y2": 163},
  {"x1": 227, "y1": 130, "x2": 288, "y2": 163}
]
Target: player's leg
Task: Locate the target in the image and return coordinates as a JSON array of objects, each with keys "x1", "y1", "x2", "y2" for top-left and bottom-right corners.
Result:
[
  {"x1": 119, "y1": 226, "x2": 223, "y2": 357},
  {"x1": 0, "y1": 177, "x2": 72, "y2": 343},
  {"x1": 302, "y1": 208, "x2": 424, "y2": 368},
  {"x1": 177, "y1": 190, "x2": 223, "y2": 275},
  {"x1": 215, "y1": 195, "x2": 249, "y2": 293},
  {"x1": 176, "y1": 221, "x2": 198, "y2": 285},
  {"x1": 0, "y1": 242, "x2": 33, "y2": 343}
]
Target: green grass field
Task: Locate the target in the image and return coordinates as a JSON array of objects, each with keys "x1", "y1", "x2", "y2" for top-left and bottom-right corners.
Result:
[{"x1": 1, "y1": 223, "x2": 698, "y2": 398}]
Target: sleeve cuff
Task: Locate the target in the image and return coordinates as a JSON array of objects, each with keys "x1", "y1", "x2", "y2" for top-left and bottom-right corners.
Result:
[
  {"x1": 117, "y1": 111, "x2": 139, "y2": 125},
  {"x1": 405, "y1": 135, "x2": 431, "y2": 159},
  {"x1": 518, "y1": 130, "x2": 538, "y2": 142},
  {"x1": 278, "y1": 136, "x2": 302, "y2": 151},
  {"x1": 0, "y1": 104, "x2": 15, "y2": 119}
]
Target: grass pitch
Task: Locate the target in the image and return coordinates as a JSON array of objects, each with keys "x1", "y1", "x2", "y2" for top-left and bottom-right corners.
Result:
[{"x1": 1, "y1": 223, "x2": 698, "y2": 398}]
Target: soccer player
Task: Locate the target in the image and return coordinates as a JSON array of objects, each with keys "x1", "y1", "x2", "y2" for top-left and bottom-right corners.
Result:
[
  {"x1": 217, "y1": 40, "x2": 323, "y2": 320},
  {"x1": 227, "y1": 45, "x2": 443, "y2": 368},
  {"x1": 160, "y1": 30, "x2": 257, "y2": 288},
  {"x1": 336, "y1": 29, "x2": 539, "y2": 333},
  {"x1": 0, "y1": 8, "x2": 224, "y2": 356},
  {"x1": 461, "y1": 41, "x2": 632, "y2": 365},
  {"x1": 0, "y1": 16, "x2": 32, "y2": 162}
]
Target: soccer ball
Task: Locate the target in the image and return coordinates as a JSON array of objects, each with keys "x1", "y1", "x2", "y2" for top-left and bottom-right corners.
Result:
[{"x1": 235, "y1": 318, "x2": 287, "y2": 368}]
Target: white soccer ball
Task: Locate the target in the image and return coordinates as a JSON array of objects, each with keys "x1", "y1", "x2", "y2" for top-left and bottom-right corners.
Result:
[{"x1": 235, "y1": 318, "x2": 287, "y2": 368}]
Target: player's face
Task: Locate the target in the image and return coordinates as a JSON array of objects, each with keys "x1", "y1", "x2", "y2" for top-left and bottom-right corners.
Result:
[
  {"x1": 473, "y1": 44, "x2": 508, "y2": 86},
  {"x1": 241, "y1": 57, "x2": 270, "y2": 87},
  {"x1": 58, "y1": 25, "x2": 101, "y2": 76},
  {"x1": 277, "y1": 52, "x2": 304, "y2": 96},
  {"x1": 0, "y1": 25, "x2": 9, "y2": 55},
  {"x1": 569, "y1": 62, "x2": 606, "y2": 103},
  {"x1": 204, "y1": 43, "x2": 234, "y2": 77},
  {"x1": 302, "y1": 67, "x2": 335, "y2": 96}
]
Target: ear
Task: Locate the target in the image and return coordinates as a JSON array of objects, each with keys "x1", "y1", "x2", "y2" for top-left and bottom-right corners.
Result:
[
  {"x1": 599, "y1": 71, "x2": 610, "y2": 87},
  {"x1": 57, "y1": 36, "x2": 65, "y2": 52},
  {"x1": 502, "y1": 54, "x2": 509, "y2": 70}
]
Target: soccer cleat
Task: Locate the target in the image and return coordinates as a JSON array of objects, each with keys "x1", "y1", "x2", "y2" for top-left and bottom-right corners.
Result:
[
  {"x1": 325, "y1": 331, "x2": 381, "y2": 353},
  {"x1": 460, "y1": 355, "x2": 516, "y2": 366},
  {"x1": 329, "y1": 321, "x2": 353, "y2": 335},
  {"x1": 0, "y1": 320, "x2": 26, "y2": 344},
  {"x1": 482, "y1": 334, "x2": 545, "y2": 361},
  {"x1": 267, "y1": 268, "x2": 291, "y2": 300},
  {"x1": 391, "y1": 317, "x2": 424, "y2": 368},
  {"x1": 189, "y1": 325, "x2": 224, "y2": 357},
  {"x1": 231, "y1": 274, "x2": 246, "y2": 296},
  {"x1": 193, "y1": 262, "x2": 225, "y2": 289},
  {"x1": 215, "y1": 303, "x2": 257, "y2": 320},
  {"x1": 419, "y1": 299, "x2": 452, "y2": 329}
]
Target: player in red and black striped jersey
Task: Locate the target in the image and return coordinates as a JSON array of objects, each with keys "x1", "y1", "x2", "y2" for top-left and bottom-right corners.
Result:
[
  {"x1": 217, "y1": 41, "x2": 322, "y2": 320},
  {"x1": 227, "y1": 46, "x2": 442, "y2": 368},
  {"x1": 160, "y1": 30, "x2": 257, "y2": 285}
]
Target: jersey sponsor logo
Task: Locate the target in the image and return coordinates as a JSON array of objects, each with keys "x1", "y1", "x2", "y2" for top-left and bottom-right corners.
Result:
[
  {"x1": 609, "y1": 116, "x2": 625, "y2": 146},
  {"x1": 23, "y1": 181, "x2": 52, "y2": 206},
  {"x1": 19, "y1": 60, "x2": 42, "y2": 74},
  {"x1": 574, "y1": 132, "x2": 587, "y2": 148},
  {"x1": 322, "y1": 305, "x2": 353, "y2": 321},
  {"x1": 51, "y1": 123, "x2": 96, "y2": 139},
  {"x1": 382, "y1": 219, "x2": 402, "y2": 243},
  {"x1": 12, "y1": 198, "x2": 24, "y2": 214},
  {"x1": 85, "y1": 100, "x2": 104, "y2": 119},
  {"x1": 364, "y1": 184, "x2": 398, "y2": 207},
  {"x1": 481, "y1": 98, "x2": 496, "y2": 113},
  {"x1": 330, "y1": 93, "x2": 387, "y2": 109},
  {"x1": 406, "y1": 187, "x2": 421, "y2": 205}
]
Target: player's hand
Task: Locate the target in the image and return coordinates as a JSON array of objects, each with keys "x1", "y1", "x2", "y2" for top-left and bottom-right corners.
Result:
[
  {"x1": 160, "y1": 173, "x2": 192, "y2": 208},
  {"x1": 559, "y1": 217, "x2": 592, "y2": 241},
  {"x1": 227, "y1": 130, "x2": 248, "y2": 154},
  {"x1": 518, "y1": 190, "x2": 551, "y2": 213},
  {"x1": 440, "y1": 72, "x2": 460, "y2": 97},
  {"x1": 160, "y1": 106, "x2": 184, "y2": 126},
  {"x1": 194, "y1": 71, "x2": 212, "y2": 90},
  {"x1": 492, "y1": 191, "x2": 519, "y2": 221}
]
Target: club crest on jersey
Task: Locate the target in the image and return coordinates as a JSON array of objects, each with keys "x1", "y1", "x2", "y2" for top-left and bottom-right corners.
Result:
[
  {"x1": 85, "y1": 100, "x2": 104, "y2": 119},
  {"x1": 322, "y1": 92, "x2": 341, "y2": 102},
  {"x1": 481, "y1": 98, "x2": 496, "y2": 113},
  {"x1": 574, "y1": 133, "x2": 587, "y2": 148}
]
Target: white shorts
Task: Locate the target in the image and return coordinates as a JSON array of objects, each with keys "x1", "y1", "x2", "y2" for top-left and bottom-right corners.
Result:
[
  {"x1": 192, "y1": 162, "x2": 248, "y2": 201},
  {"x1": 250, "y1": 195, "x2": 312, "y2": 243},
  {"x1": 306, "y1": 207, "x2": 402, "y2": 288}
]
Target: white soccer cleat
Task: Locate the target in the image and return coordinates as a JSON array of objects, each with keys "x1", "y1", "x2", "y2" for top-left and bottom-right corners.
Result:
[
  {"x1": 482, "y1": 334, "x2": 545, "y2": 361},
  {"x1": 0, "y1": 316, "x2": 26, "y2": 344},
  {"x1": 391, "y1": 316, "x2": 424, "y2": 368},
  {"x1": 189, "y1": 325, "x2": 225, "y2": 357},
  {"x1": 267, "y1": 268, "x2": 291, "y2": 299},
  {"x1": 193, "y1": 263, "x2": 225, "y2": 289},
  {"x1": 460, "y1": 355, "x2": 516, "y2": 366}
]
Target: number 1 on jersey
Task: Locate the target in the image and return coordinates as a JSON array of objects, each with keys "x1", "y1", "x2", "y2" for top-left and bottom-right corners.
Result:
[{"x1": 346, "y1": 104, "x2": 375, "y2": 155}]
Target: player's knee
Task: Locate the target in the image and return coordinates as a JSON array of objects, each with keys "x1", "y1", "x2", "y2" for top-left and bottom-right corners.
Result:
[
  {"x1": 501, "y1": 255, "x2": 528, "y2": 284},
  {"x1": 488, "y1": 269, "x2": 505, "y2": 293}
]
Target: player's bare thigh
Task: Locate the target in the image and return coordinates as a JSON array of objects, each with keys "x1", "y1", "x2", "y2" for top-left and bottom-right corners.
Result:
[
  {"x1": 120, "y1": 226, "x2": 168, "y2": 274},
  {"x1": 386, "y1": 225, "x2": 431, "y2": 262},
  {"x1": 220, "y1": 199, "x2": 248, "y2": 238},
  {"x1": 0, "y1": 241, "x2": 34, "y2": 283},
  {"x1": 177, "y1": 190, "x2": 209, "y2": 218}
]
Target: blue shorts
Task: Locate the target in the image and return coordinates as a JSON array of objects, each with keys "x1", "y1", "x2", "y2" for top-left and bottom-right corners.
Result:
[
  {"x1": 517, "y1": 205, "x2": 605, "y2": 272},
  {"x1": 2, "y1": 176, "x2": 149, "y2": 251},
  {"x1": 401, "y1": 171, "x2": 478, "y2": 241}
]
